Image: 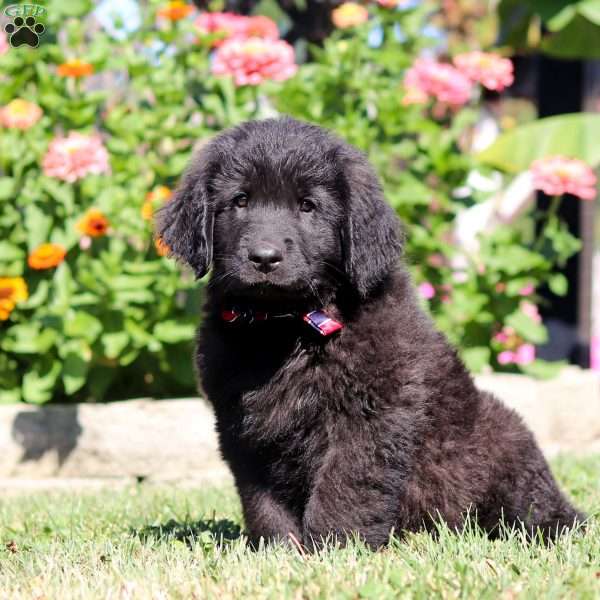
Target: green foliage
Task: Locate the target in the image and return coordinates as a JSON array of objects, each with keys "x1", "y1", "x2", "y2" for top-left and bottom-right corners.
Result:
[
  {"x1": 478, "y1": 113, "x2": 600, "y2": 173},
  {"x1": 498, "y1": 0, "x2": 600, "y2": 58},
  {"x1": 0, "y1": 0, "x2": 585, "y2": 403}
]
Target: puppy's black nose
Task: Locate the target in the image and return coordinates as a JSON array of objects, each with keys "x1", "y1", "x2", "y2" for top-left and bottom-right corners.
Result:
[{"x1": 248, "y1": 242, "x2": 283, "y2": 273}]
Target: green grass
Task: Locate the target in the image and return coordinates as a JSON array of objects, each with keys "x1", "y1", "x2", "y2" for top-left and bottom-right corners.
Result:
[{"x1": 1, "y1": 456, "x2": 599, "y2": 600}]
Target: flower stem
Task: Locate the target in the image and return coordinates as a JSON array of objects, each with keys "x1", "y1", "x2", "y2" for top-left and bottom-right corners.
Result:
[{"x1": 533, "y1": 194, "x2": 561, "y2": 253}]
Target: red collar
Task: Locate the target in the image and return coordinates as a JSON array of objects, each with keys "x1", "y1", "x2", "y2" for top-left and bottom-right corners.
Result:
[{"x1": 221, "y1": 308, "x2": 343, "y2": 337}]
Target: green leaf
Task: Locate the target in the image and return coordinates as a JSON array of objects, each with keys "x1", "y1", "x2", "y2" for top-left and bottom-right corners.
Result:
[
  {"x1": 505, "y1": 311, "x2": 548, "y2": 344},
  {"x1": 102, "y1": 331, "x2": 130, "y2": 359},
  {"x1": 461, "y1": 347, "x2": 491, "y2": 373},
  {"x1": 25, "y1": 204, "x2": 53, "y2": 251},
  {"x1": 23, "y1": 358, "x2": 61, "y2": 404},
  {"x1": 0, "y1": 177, "x2": 14, "y2": 200},
  {"x1": 520, "y1": 359, "x2": 566, "y2": 379},
  {"x1": 548, "y1": 273, "x2": 569, "y2": 296},
  {"x1": 542, "y1": 13, "x2": 600, "y2": 59},
  {"x1": 62, "y1": 352, "x2": 89, "y2": 395},
  {"x1": 154, "y1": 320, "x2": 196, "y2": 343},
  {"x1": 0, "y1": 241, "x2": 25, "y2": 262},
  {"x1": 64, "y1": 311, "x2": 103, "y2": 343},
  {"x1": 478, "y1": 113, "x2": 600, "y2": 172},
  {"x1": 0, "y1": 388, "x2": 21, "y2": 403},
  {"x1": 1, "y1": 323, "x2": 57, "y2": 354}
]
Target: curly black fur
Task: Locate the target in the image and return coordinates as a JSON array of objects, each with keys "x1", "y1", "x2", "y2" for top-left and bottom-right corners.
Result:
[{"x1": 157, "y1": 117, "x2": 585, "y2": 549}]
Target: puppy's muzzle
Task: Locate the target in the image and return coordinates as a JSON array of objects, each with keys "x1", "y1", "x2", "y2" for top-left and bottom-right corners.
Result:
[{"x1": 248, "y1": 241, "x2": 283, "y2": 273}]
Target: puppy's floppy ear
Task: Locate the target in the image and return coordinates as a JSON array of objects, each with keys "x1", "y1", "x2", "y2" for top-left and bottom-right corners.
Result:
[
  {"x1": 340, "y1": 149, "x2": 403, "y2": 298},
  {"x1": 155, "y1": 145, "x2": 214, "y2": 279}
]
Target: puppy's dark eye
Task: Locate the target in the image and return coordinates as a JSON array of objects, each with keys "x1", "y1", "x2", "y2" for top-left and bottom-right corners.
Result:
[
  {"x1": 300, "y1": 199, "x2": 315, "y2": 213},
  {"x1": 232, "y1": 192, "x2": 248, "y2": 208}
]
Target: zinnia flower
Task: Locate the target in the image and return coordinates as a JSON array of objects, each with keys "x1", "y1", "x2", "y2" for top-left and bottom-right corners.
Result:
[
  {"x1": 244, "y1": 15, "x2": 279, "y2": 39},
  {"x1": 77, "y1": 208, "x2": 110, "y2": 237},
  {"x1": 418, "y1": 282, "x2": 435, "y2": 300},
  {"x1": 57, "y1": 59, "x2": 94, "y2": 78},
  {"x1": 497, "y1": 344, "x2": 535, "y2": 366},
  {"x1": 43, "y1": 132, "x2": 110, "y2": 183},
  {"x1": 453, "y1": 51, "x2": 514, "y2": 92},
  {"x1": 331, "y1": 3, "x2": 369, "y2": 28},
  {"x1": 530, "y1": 156, "x2": 597, "y2": 201},
  {"x1": 195, "y1": 11, "x2": 245, "y2": 40},
  {"x1": 403, "y1": 58, "x2": 473, "y2": 107},
  {"x1": 28, "y1": 243, "x2": 67, "y2": 270},
  {"x1": 0, "y1": 99, "x2": 43, "y2": 129},
  {"x1": 142, "y1": 185, "x2": 172, "y2": 220},
  {"x1": 155, "y1": 237, "x2": 171, "y2": 256},
  {"x1": 212, "y1": 37, "x2": 297, "y2": 86},
  {"x1": 0, "y1": 277, "x2": 28, "y2": 321},
  {"x1": 157, "y1": 1, "x2": 194, "y2": 21}
]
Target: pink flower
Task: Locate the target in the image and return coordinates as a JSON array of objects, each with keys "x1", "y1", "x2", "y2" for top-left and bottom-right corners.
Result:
[
  {"x1": 418, "y1": 282, "x2": 435, "y2": 300},
  {"x1": 497, "y1": 350, "x2": 514, "y2": 365},
  {"x1": 497, "y1": 344, "x2": 535, "y2": 366},
  {"x1": 212, "y1": 37, "x2": 297, "y2": 86},
  {"x1": 518, "y1": 282, "x2": 535, "y2": 296},
  {"x1": 514, "y1": 343, "x2": 535, "y2": 365},
  {"x1": 43, "y1": 132, "x2": 111, "y2": 183},
  {"x1": 591, "y1": 336, "x2": 600, "y2": 371},
  {"x1": 531, "y1": 156, "x2": 597, "y2": 200},
  {"x1": 493, "y1": 326, "x2": 515, "y2": 345},
  {"x1": 453, "y1": 51, "x2": 514, "y2": 92},
  {"x1": 0, "y1": 99, "x2": 43, "y2": 129},
  {"x1": 243, "y1": 15, "x2": 279, "y2": 39},
  {"x1": 0, "y1": 31, "x2": 9, "y2": 55},
  {"x1": 520, "y1": 300, "x2": 541, "y2": 323},
  {"x1": 403, "y1": 58, "x2": 473, "y2": 107},
  {"x1": 195, "y1": 12, "x2": 278, "y2": 47}
]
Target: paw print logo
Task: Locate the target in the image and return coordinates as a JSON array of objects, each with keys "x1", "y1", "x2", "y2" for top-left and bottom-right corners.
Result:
[{"x1": 4, "y1": 15, "x2": 45, "y2": 48}]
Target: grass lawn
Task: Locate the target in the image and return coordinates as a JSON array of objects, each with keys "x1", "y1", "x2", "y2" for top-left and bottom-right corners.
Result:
[{"x1": 1, "y1": 455, "x2": 599, "y2": 599}]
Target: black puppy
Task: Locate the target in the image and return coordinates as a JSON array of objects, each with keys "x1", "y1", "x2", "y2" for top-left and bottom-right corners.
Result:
[{"x1": 158, "y1": 117, "x2": 584, "y2": 549}]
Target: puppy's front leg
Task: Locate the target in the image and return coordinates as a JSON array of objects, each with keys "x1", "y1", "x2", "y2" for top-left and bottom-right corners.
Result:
[
  {"x1": 303, "y1": 443, "x2": 402, "y2": 550},
  {"x1": 237, "y1": 480, "x2": 302, "y2": 548}
]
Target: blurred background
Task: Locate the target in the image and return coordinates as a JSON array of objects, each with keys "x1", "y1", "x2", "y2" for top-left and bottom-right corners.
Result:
[{"x1": 1, "y1": 0, "x2": 599, "y2": 405}]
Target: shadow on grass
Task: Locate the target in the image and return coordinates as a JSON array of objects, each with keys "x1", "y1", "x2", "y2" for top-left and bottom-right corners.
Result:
[{"x1": 133, "y1": 517, "x2": 243, "y2": 549}]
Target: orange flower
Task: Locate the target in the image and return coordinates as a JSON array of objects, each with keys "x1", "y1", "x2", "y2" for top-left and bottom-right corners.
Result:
[
  {"x1": 142, "y1": 185, "x2": 172, "y2": 221},
  {"x1": 28, "y1": 243, "x2": 67, "y2": 270},
  {"x1": 155, "y1": 237, "x2": 171, "y2": 256},
  {"x1": 57, "y1": 59, "x2": 94, "y2": 78},
  {"x1": 157, "y1": 1, "x2": 194, "y2": 21},
  {"x1": 0, "y1": 277, "x2": 28, "y2": 320},
  {"x1": 77, "y1": 208, "x2": 110, "y2": 237},
  {"x1": 146, "y1": 185, "x2": 172, "y2": 203},
  {"x1": 141, "y1": 201, "x2": 154, "y2": 221},
  {"x1": 331, "y1": 3, "x2": 369, "y2": 28}
]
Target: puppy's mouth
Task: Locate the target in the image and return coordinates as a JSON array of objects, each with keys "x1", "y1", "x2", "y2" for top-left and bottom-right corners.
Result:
[{"x1": 225, "y1": 281, "x2": 315, "y2": 312}]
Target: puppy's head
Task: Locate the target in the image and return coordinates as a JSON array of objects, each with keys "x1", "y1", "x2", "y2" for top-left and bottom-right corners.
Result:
[{"x1": 157, "y1": 118, "x2": 402, "y2": 309}]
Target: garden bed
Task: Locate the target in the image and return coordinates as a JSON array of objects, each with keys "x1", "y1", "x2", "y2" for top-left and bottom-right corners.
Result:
[{"x1": 0, "y1": 368, "x2": 598, "y2": 483}]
